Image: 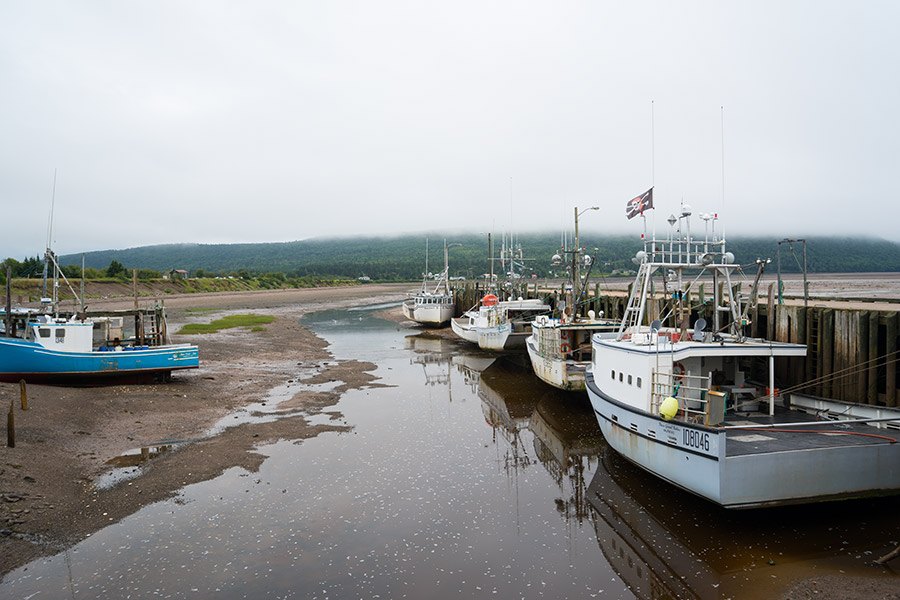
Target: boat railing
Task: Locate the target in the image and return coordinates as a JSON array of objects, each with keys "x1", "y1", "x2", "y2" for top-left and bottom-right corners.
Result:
[{"x1": 650, "y1": 371, "x2": 726, "y2": 426}]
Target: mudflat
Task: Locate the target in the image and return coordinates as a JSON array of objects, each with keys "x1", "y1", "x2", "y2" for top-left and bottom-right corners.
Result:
[{"x1": 0, "y1": 284, "x2": 411, "y2": 578}]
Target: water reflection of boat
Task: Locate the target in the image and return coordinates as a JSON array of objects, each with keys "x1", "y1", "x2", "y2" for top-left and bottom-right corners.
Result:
[
  {"x1": 478, "y1": 357, "x2": 541, "y2": 435},
  {"x1": 530, "y1": 392, "x2": 603, "y2": 522},
  {"x1": 405, "y1": 333, "x2": 496, "y2": 391},
  {"x1": 588, "y1": 446, "x2": 900, "y2": 599}
]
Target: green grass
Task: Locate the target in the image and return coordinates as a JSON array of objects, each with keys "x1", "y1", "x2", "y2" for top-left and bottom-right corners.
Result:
[{"x1": 177, "y1": 313, "x2": 275, "y2": 334}]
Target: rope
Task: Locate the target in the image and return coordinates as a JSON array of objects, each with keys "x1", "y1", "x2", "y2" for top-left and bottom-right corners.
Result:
[{"x1": 775, "y1": 351, "x2": 900, "y2": 398}]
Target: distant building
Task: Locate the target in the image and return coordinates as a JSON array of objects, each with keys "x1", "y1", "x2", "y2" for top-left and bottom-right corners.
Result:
[
  {"x1": 166, "y1": 269, "x2": 189, "y2": 280},
  {"x1": 357, "y1": 276, "x2": 371, "y2": 283}
]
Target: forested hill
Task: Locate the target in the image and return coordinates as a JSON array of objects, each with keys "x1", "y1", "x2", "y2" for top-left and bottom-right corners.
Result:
[{"x1": 57, "y1": 234, "x2": 900, "y2": 281}]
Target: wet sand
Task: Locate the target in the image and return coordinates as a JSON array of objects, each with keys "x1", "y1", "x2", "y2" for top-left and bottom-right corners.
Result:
[{"x1": 0, "y1": 284, "x2": 412, "y2": 579}]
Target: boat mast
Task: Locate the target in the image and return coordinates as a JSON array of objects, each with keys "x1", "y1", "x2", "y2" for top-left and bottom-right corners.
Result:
[
  {"x1": 573, "y1": 206, "x2": 581, "y2": 307},
  {"x1": 42, "y1": 169, "x2": 57, "y2": 305},
  {"x1": 572, "y1": 206, "x2": 599, "y2": 320},
  {"x1": 442, "y1": 239, "x2": 450, "y2": 296}
]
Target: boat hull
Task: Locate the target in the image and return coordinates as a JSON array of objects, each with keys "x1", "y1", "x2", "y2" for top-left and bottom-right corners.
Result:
[
  {"x1": 0, "y1": 337, "x2": 199, "y2": 382},
  {"x1": 402, "y1": 301, "x2": 454, "y2": 326},
  {"x1": 525, "y1": 334, "x2": 585, "y2": 391},
  {"x1": 585, "y1": 369, "x2": 900, "y2": 508},
  {"x1": 477, "y1": 323, "x2": 514, "y2": 351},
  {"x1": 450, "y1": 317, "x2": 480, "y2": 343}
]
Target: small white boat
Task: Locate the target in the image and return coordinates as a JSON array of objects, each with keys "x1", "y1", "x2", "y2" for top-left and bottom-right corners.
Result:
[
  {"x1": 585, "y1": 203, "x2": 900, "y2": 508},
  {"x1": 402, "y1": 239, "x2": 457, "y2": 326},
  {"x1": 451, "y1": 294, "x2": 550, "y2": 351}
]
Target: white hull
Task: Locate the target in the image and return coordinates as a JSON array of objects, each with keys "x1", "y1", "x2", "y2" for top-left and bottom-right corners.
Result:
[
  {"x1": 585, "y1": 368, "x2": 900, "y2": 508},
  {"x1": 525, "y1": 318, "x2": 616, "y2": 392},
  {"x1": 525, "y1": 334, "x2": 584, "y2": 391},
  {"x1": 477, "y1": 323, "x2": 513, "y2": 351},
  {"x1": 402, "y1": 300, "x2": 454, "y2": 326},
  {"x1": 450, "y1": 299, "x2": 548, "y2": 352},
  {"x1": 450, "y1": 317, "x2": 480, "y2": 343}
]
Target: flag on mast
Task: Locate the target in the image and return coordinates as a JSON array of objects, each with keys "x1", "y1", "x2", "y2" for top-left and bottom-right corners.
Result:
[{"x1": 626, "y1": 187, "x2": 654, "y2": 220}]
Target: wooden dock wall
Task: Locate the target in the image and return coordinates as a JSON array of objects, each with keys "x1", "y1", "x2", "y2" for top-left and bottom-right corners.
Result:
[{"x1": 454, "y1": 281, "x2": 899, "y2": 408}]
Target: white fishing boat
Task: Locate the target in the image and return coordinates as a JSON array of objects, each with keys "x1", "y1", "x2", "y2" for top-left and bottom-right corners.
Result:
[
  {"x1": 402, "y1": 239, "x2": 457, "y2": 326},
  {"x1": 526, "y1": 207, "x2": 617, "y2": 391},
  {"x1": 585, "y1": 201, "x2": 900, "y2": 508},
  {"x1": 451, "y1": 294, "x2": 550, "y2": 351}
]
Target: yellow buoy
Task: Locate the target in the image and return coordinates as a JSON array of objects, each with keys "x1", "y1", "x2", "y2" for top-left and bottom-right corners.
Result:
[{"x1": 660, "y1": 396, "x2": 678, "y2": 420}]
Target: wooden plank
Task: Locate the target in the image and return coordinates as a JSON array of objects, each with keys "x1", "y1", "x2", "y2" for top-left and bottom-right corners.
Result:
[
  {"x1": 868, "y1": 312, "x2": 879, "y2": 405},
  {"x1": 797, "y1": 307, "x2": 807, "y2": 384},
  {"x1": 822, "y1": 309, "x2": 834, "y2": 399},
  {"x1": 887, "y1": 313, "x2": 897, "y2": 408},
  {"x1": 853, "y1": 311, "x2": 866, "y2": 403},
  {"x1": 766, "y1": 283, "x2": 775, "y2": 341}
]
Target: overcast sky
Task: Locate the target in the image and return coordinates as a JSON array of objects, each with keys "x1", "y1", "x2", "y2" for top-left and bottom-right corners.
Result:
[{"x1": 1, "y1": 1, "x2": 897, "y2": 258}]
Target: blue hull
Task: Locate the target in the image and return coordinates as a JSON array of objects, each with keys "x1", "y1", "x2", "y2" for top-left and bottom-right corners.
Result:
[{"x1": 0, "y1": 337, "x2": 199, "y2": 382}]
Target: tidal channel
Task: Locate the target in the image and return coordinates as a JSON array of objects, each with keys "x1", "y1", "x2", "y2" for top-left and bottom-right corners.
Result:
[{"x1": 2, "y1": 304, "x2": 897, "y2": 598}]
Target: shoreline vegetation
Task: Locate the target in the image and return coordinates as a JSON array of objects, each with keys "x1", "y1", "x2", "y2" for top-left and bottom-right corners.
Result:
[
  {"x1": 177, "y1": 313, "x2": 276, "y2": 334},
  {"x1": 0, "y1": 276, "x2": 362, "y2": 306}
]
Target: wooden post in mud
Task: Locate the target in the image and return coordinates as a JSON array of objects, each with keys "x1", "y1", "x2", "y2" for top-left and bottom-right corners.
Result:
[
  {"x1": 7, "y1": 399, "x2": 14, "y2": 448},
  {"x1": 19, "y1": 379, "x2": 27, "y2": 411}
]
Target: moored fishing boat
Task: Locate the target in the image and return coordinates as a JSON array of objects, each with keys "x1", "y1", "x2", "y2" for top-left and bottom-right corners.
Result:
[
  {"x1": 402, "y1": 239, "x2": 457, "y2": 326},
  {"x1": 0, "y1": 248, "x2": 199, "y2": 382},
  {"x1": 526, "y1": 206, "x2": 617, "y2": 391},
  {"x1": 585, "y1": 196, "x2": 900, "y2": 508},
  {"x1": 451, "y1": 294, "x2": 550, "y2": 351}
]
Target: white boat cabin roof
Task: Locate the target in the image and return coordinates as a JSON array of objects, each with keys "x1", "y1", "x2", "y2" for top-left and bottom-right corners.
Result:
[{"x1": 592, "y1": 332, "x2": 807, "y2": 359}]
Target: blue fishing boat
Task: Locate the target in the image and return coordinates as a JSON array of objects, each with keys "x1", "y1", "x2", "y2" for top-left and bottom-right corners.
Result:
[
  {"x1": 1, "y1": 240, "x2": 199, "y2": 382},
  {"x1": 0, "y1": 314, "x2": 199, "y2": 382}
]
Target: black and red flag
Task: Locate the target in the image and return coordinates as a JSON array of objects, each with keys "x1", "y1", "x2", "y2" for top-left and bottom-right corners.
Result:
[{"x1": 625, "y1": 187, "x2": 654, "y2": 219}]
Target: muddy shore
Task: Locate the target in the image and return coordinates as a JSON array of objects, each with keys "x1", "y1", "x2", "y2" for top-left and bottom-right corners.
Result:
[{"x1": 0, "y1": 284, "x2": 412, "y2": 579}]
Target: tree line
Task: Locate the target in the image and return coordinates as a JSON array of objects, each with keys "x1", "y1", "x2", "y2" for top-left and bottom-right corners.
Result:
[{"x1": 2, "y1": 233, "x2": 897, "y2": 285}]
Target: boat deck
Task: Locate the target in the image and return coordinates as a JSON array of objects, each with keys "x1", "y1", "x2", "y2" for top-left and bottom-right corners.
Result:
[{"x1": 723, "y1": 410, "x2": 900, "y2": 457}]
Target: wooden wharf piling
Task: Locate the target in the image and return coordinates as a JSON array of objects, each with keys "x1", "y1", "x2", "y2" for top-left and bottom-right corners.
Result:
[{"x1": 452, "y1": 280, "x2": 900, "y2": 409}]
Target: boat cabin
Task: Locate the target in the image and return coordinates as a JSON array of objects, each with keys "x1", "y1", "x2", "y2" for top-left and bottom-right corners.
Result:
[
  {"x1": 593, "y1": 329, "x2": 806, "y2": 426},
  {"x1": 25, "y1": 318, "x2": 95, "y2": 353}
]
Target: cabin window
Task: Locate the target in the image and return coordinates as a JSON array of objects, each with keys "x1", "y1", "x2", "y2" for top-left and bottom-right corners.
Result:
[
  {"x1": 610, "y1": 370, "x2": 615, "y2": 380},
  {"x1": 637, "y1": 377, "x2": 642, "y2": 388},
  {"x1": 619, "y1": 372, "x2": 623, "y2": 382},
  {"x1": 39, "y1": 328, "x2": 51, "y2": 338},
  {"x1": 628, "y1": 374, "x2": 633, "y2": 385},
  {"x1": 55, "y1": 329, "x2": 66, "y2": 339}
]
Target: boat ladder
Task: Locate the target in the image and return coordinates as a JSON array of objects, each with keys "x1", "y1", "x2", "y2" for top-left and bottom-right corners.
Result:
[{"x1": 617, "y1": 262, "x2": 653, "y2": 338}]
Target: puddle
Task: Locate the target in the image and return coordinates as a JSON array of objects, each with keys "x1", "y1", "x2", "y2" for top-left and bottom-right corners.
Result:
[
  {"x1": 206, "y1": 369, "x2": 340, "y2": 436},
  {"x1": 95, "y1": 444, "x2": 182, "y2": 489}
]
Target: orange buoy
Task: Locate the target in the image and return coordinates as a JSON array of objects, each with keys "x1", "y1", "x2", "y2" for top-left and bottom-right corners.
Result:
[{"x1": 481, "y1": 294, "x2": 499, "y2": 307}]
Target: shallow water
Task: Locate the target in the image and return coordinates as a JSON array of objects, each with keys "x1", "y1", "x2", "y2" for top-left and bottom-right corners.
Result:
[{"x1": 2, "y1": 305, "x2": 897, "y2": 599}]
